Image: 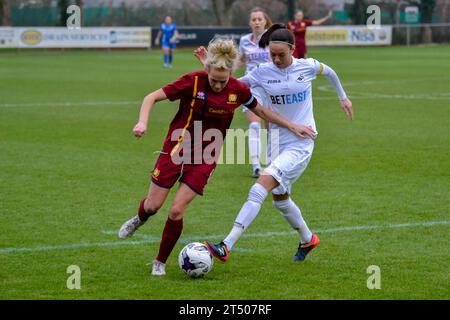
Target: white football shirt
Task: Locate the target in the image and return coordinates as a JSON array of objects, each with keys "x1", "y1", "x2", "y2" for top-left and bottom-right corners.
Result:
[
  {"x1": 239, "y1": 33, "x2": 271, "y2": 74},
  {"x1": 239, "y1": 58, "x2": 323, "y2": 146}
]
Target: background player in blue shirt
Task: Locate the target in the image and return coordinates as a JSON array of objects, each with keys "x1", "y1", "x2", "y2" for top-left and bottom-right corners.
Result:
[{"x1": 154, "y1": 16, "x2": 179, "y2": 68}]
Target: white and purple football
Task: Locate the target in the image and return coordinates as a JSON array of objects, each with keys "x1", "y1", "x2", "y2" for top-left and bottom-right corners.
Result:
[{"x1": 178, "y1": 242, "x2": 214, "y2": 278}]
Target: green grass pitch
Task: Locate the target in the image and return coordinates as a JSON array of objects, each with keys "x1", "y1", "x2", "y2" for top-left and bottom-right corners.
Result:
[{"x1": 0, "y1": 45, "x2": 449, "y2": 299}]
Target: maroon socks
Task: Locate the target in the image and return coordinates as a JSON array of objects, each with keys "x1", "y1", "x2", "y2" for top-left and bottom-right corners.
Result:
[
  {"x1": 137, "y1": 198, "x2": 183, "y2": 264},
  {"x1": 137, "y1": 198, "x2": 156, "y2": 222},
  {"x1": 156, "y1": 218, "x2": 183, "y2": 263}
]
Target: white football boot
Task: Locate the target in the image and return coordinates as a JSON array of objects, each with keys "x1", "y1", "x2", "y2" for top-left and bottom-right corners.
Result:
[
  {"x1": 151, "y1": 260, "x2": 166, "y2": 276},
  {"x1": 118, "y1": 215, "x2": 145, "y2": 239}
]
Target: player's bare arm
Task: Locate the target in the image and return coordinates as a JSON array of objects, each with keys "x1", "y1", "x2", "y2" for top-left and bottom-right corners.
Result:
[
  {"x1": 171, "y1": 30, "x2": 180, "y2": 43},
  {"x1": 154, "y1": 30, "x2": 162, "y2": 46},
  {"x1": 312, "y1": 9, "x2": 333, "y2": 26},
  {"x1": 133, "y1": 89, "x2": 167, "y2": 138},
  {"x1": 194, "y1": 46, "x2": 207, "y2": 66},
  {"x1": 340, "y1": 98, "x2": 353, "y2": 120},
  {"x1": 251, "y1": 103, "x2": 317, "y2": 139}
]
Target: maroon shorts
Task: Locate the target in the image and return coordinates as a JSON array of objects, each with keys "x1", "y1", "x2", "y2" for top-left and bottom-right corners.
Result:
[{"x1": 150, "y1": 152, "x2": 216, "y2": 196}]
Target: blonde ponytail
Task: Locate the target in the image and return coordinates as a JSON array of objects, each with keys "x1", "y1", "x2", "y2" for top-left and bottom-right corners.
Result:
[{"x1": 205, "y1": 38, "x2": 238, "y2": 71}]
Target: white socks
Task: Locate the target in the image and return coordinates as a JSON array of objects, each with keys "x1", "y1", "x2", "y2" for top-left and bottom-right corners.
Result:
[
  {"x1": 223, "y1": 184, "x2": 312, "y2": 250},
  {"x1": 273, "y1": 199, "x2": 312, "y2": 244},
  {"x1": 248, "y1": 122, "x2": 261, "y2": 170},
  {"x1": 223, "y1": 183, "x2": 268, "y2": 250}
]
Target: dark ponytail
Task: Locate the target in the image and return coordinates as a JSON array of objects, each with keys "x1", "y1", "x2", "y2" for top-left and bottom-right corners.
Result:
[{"x1": 259, "y1": 23, "x2": 295, "y2": 48}]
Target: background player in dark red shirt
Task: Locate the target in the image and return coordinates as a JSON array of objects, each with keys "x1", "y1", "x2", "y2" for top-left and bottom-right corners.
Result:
[
  {"x1": 118, "y1": 38, "x2": 316, "y2": 276},
  {"x1": 287, "y1": 9, "x2": 333, "y2": 59}
]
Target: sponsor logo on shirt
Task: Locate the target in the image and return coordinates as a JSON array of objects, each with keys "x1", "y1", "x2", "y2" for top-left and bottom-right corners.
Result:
[
  {"x1": 267, "y1": 79, "x2": 281, "y2": 84},
  {"x1": 270, "y1": 90, "x2": 308, "y2": 105},
  {"x1": 247, "y1": 52, "x2": 269, "y2": 61},
  {"x1": 209, "y1": 107, "x2": 231, "y2": 115}
]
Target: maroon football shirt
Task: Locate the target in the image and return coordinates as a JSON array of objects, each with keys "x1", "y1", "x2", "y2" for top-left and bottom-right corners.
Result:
[{"x1": 161, "y1": 70, "x2": 257, "y2": 163}]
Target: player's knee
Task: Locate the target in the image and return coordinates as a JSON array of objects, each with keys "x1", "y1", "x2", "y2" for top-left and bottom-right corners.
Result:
[
  {"x1": 168, "y1": 203, "x2": 186, "y2": 220},
  {"x1": 272, "y1": 198, "x2": 290, "y2": 213},
  {"x1": 144, "y1": 197, "x2": 162, "y2": 214},
  {"x1": 247, "y1": 183, "x2": 268, "y2": 204},
  {"x1": 272, "y1": 193, "x2": 289, "y2": 202}
]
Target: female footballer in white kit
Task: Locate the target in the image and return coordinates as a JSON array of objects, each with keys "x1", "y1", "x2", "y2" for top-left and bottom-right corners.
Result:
[
  {"x1": 237, "y1": 7, "x2": 272, "y2": 178},
  {"x1": 205, "y1": 24, "x2": 353, "y2": 263}
]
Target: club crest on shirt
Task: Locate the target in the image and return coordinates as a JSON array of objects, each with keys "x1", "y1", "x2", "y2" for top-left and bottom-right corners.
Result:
[
  {"x1": 296, "y1": 74, "x2": 305, "y2": 82},
  {"x1": 196, "y1": 91, "x2": 205, "y2": 100},
  {"x1": 227, "y1": 93, "x2": 238, "y2": 104}
]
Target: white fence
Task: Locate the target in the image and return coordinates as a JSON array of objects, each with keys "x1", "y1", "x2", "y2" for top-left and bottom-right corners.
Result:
[{"x1": 391, "y1": 23, "x2": 450, "y2": 46}]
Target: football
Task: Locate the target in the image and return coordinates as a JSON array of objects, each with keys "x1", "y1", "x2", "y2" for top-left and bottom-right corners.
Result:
[{"x1": 178, "y1": 242, "x2": 214, "y2": 278}]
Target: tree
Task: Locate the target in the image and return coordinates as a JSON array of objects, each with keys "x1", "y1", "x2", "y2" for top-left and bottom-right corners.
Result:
[
  {"x1": 294, "y1": 0, "x2": 317, "y2": 19},
  {"x1": 211, "y1": 0, "x2": 238, "y2": 26},
  {"x1": 349, "y1": 0, "x2": 368, "y2": 25},
  {"x1": 233, "y1": 0, "x2": 288, "y2": 25},
  {"x1": 57, "y1": 0, "x2": 69, "y2": 26},
  {"x1": 419, "y1": 0, "x2": 436, "y2": 43},
  {"x1": 287, "y1": 0, "x2": 295, "y2": 19},
  {"x1": 420, "y1": 0, "x2": 436, "y2": 22},
  {"x1": 0, "y1": 0, "x2": 12, "y2": 26}
]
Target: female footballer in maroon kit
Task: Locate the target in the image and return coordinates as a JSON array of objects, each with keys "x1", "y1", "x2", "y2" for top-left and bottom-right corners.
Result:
[
  {"x1": 287, "y1": 9, "x2": 332, "y2": 58},
  {"x1": 118, "y1": 39, "x2": 316, "y2": 276}
]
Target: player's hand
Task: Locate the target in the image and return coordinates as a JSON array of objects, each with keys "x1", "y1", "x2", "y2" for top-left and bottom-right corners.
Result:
[
  {"x1": 194, "y1": 46, "x2": 208, "y2": 67},
  {"x1": 327, "y1": 9, "x2": 333, "y2": 18},
  {"x1": 133, "y1": 122, "x2": 147, "y2": 138},
  {"x1": 340, "y1": 98, "x2": 353, "y2": 120},
  {"x1": 154, "y1": 38, "x2": 160, "y2": 46},
  {"x1": 169, "y1": 36, "x2": 177, "y2": 44},
  {"x1": 290, "y1": 124, "x2": 317, "y2": 140}
]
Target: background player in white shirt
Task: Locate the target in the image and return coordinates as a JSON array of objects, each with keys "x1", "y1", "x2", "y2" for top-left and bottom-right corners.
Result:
[
  {"x1": 205, "y1": 24, "x2": 353, "y2": 263},
  {"x1": 237, "y1": 7, "x2": 273, "y2": 178}
]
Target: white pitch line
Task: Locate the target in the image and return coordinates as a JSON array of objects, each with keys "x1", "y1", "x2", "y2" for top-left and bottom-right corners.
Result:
[
  {"x1": 2, "y1": 90, "x2": 448, "y2": 109},
  {"x1": 1, "y1": 220, "x2": 449, "y2": 255},
  {"x1": 0, "y1": 98, "x2": 335, "y2": 108},
  {"x1": 0, "y1": 100, "x2": 141, "y2": 108},
  {"x1": 2, "y1": 76, "x2": 449, "y2": 108},
  {"x1": 316, "y1": 83, "x2": 450, "y2": 100}
]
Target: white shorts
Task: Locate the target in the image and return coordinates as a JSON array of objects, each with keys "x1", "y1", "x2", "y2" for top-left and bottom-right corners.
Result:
[{"x1": 264, "y1": 139, "x2": 314, "y2": 195}]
